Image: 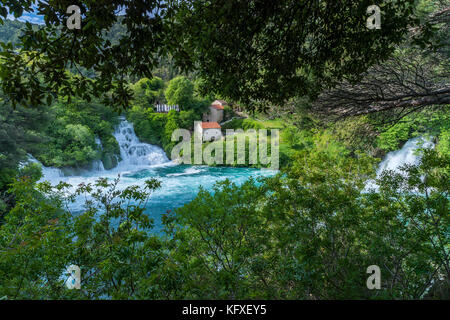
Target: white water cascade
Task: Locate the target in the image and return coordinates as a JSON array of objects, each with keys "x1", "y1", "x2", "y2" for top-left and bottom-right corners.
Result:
[
  {"x1": 23, "y1": 118, "x2": 274, "y2": 219},
  {"x1": 365, "y1": 136, "x2": 434, "y2": 190},
  {"x1": 30, "y1": 118, "x2": 170, "y2": 184},
  {"x1": 113, "y1": 119, "x2": 169, "y2": 170},
  {"x1": 27, "y1": 155, "x2": 65, "y2": 180},
  {"x1": 376, "y1": 137, "x2": 434, "y2": 174},
  {"x1": 92, "y1": 138, "x2": 105, "y2": 172}
]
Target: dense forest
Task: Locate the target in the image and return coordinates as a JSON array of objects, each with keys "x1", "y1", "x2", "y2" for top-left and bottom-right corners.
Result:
[{"x1": 0, "y1": 0, "x2": 448, "y2": 300}]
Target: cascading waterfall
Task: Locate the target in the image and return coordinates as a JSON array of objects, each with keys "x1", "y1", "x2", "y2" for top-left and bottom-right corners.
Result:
[
  {"x1": 27, "y1": 155, "x2": 64, "y2": 180},
  {"x1": 113, "y1": 119, "x2": 169, "y2": 170},
  {"x1": 30, "y1": 119, "x2": 170, "y2": 182},
  {"x1": 22, "y1": 118, "x2": 274, "y2": 229},
  {"x1": 92, "y1": 138, "x2": 105, "y2": 172},
  {"x1": 376, "y1": 137, "x2": 434, "y2": 174},
  {"x1": 365, "y1": 136, "x2": 434, "y2": 190}
]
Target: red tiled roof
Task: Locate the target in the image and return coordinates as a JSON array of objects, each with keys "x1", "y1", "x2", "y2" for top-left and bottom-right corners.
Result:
[
  {"x1": 201, "y1": 122, "x2": 221, "y2": 129},
  {"x1": 210, "y1": 104, "x2": 224, "y2": 110}
]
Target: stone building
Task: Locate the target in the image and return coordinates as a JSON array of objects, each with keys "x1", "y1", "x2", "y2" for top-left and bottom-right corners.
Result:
[
  {"x1": 204, "y1": 100, "x2": 227, "y2": 123},
  {"x1": 194, "y1": 121, "x2": 223, "y2": 142}
]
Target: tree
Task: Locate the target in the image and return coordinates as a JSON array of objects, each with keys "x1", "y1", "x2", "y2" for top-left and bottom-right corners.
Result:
[
  {"x1": 170, "y1": 179, "x2": 270, "y2": 299},
  {"x1": 162, "y1": 110, "x2": 181, "y2": 154},
  {"x1": 172, "y1": 0, "x2": 422, "y2": 105},
  {"x1": 165, "y1": 144, "x2": 449, "y2": 299},
  {"x1": 0, "y1": 175, "x2": 166, "y2": 299},
  {"x1": 312, "y1": 3, "x2": 449, "y2": 121},
  {"x1": 1, "y1": 146, "x2": 448, "y2": 299},
  {"x1": 0, "y1": 176, "x2": 75, "y2": 299},
  {"x1": 132, "y1": 77, "x2": 165, "y2": 107},
  {"x1": 0, "y1": 97, "x2": 49, "y2": 170},
  {"x1": 312, "y1": 48, "x2": 449, "y2": 120},
  {"x1": 165, "y1": 76, "x2": 194, "y2": 109},
  {"x1": 0, "y1": 0, "x2": 423, "y2": 109}
]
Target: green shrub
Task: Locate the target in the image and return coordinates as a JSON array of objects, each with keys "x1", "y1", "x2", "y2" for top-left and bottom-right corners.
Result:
[
  {"x1": 18, "y1": 163, "x2": 42, "y2": 183},
  {"x1": 128, "y1": 106, "x2": 168, "y2": 146},
  {"x1": 437, "y1": 129, "x2": 449, "y2": 157},
  {"x1": 29, "y1": 99, "x2": 121, "y2": 168},
  {"x1": 165, "y1": 76, "x2": 194, "y2": 109},
  {"x1": 375, "y1": 108, "x2": 450, "y2": 152},
  {"x1": 162, "y1": 110, "x2": 180, "y2": 155},
  {"x1": 178, "y1": 110, "x2": 197, "y2": 130},
  {"x1": 377, "y1": 122, "x2": 410, "y2": 151},
  {"x1": 223, "y1": 105, "x2": 235, "y2": 120},
  {"x1": 132, "y1": 77, "x2": 165, "y2": 107}
]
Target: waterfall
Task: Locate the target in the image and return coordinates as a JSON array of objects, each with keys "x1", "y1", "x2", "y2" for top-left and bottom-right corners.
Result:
[
  {"x1": 95, "y1": 137, "x2": 103, "y2": 149},
  {"x1": 365, "y1": 136, "x2": 434, "y2": 191},
  {"x1": 376, "y1": 137, "x2": 434, "y2": 174},
  {"x1": 21, "y1": 119, "x2": 273, "y2": 216},
  {"x1": 113, "y1": 119, "x2": 169, "y2": 170},
  {"x1": 27, "y1": 118, "x2": 170, "y2": 185},
  {"x1": 90, "y1": 160, "x2": 105, "y2": 172},
  {"x1": 92, "y1": 138, "x2": 105, "y2": 172}
]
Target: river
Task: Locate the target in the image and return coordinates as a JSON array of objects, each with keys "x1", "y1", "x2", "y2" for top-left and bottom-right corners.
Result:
[
  {"x1": 32, "y1": 119, "x2": 433, "y2": 231},
  {"x1": 34, "y1": 119, "x2": 277, "y2": 231}
]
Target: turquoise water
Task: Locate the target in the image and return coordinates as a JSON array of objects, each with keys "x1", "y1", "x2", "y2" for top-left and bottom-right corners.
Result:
[
  {"x1": 40, "y1": 162, "x2": 276, "y2": 231},
  {"x1": 126, "y1": 164, "x2": 276, "y2": 230}
]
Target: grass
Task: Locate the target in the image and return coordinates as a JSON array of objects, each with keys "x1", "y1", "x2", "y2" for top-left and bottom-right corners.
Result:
[
  {"x1": 195, "y1": 116, "x2": 304, "y2": 168},
  {"x1": 221, "y1": 118, "x2": 285, "y2": 131}
]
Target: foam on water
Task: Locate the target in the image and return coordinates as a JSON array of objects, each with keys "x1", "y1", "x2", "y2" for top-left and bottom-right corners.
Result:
[{"x1": 166, "y1": 167, "x2": 204, "y2": 177}]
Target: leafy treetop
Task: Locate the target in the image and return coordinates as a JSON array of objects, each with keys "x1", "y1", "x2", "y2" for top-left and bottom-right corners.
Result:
[{"x1": 0, "y1": 0, "x2": 424, "y2": 110}]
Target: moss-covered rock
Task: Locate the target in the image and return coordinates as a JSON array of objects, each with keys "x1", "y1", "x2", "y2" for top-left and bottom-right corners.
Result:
[
  {"x1": 101, "y1": 153, "x2": 120, "y2": 170},
  {"x1": 99, "y1": 134, "x2": 121, "y2": 170}
]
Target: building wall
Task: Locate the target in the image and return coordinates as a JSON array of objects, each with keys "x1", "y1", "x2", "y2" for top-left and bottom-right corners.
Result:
[
  {"x1": 203, "y1": 128, "x2": 222, "y2": 141},
  {"x1": 208, "y1": 107, "x2": 224, "y2": 123}
]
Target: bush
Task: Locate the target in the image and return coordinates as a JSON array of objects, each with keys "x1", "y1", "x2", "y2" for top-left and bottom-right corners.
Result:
[
  {"x1": 128, "y1": 106, "x2": 168, "y2": 146},
  {"x1": 129, "y1": 106, "x2": 201, "y2": 156},
  {"x1": 377, "y1": 122, "x2": 410, "y2": 151},
  {"x1": 40, "y1": 123, "x2": 98, "y2": 168},
  {"x1": 30, "y1": 99, "x2": 121, "y2": 169},
  {"x1": 162, "y1": 110, "x2": 180, "y2": 155},
  {"x1": 223, "y1": 105, "x2": 235, "y2": 120},
  {"x1": 178, "y1": 110, "x2": 197, "y2": 131},
  {"x1": 437, "y1": 129, "x2": 449, "y2": 156},
  {"x1": 375, "y1": 108, "x2": 450, "y2": 152},
  {"x1": 18, "y1": 163, "x2": 42, "y2": 183}
]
